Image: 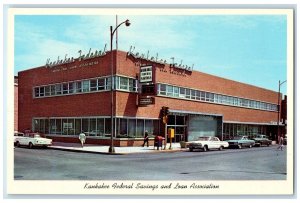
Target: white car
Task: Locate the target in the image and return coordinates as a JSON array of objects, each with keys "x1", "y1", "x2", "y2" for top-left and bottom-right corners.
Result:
[
  {"x1": 15, "y1": 133, "x2": 53, "y2": 148},
  {"x1": 14, "y1": 131, "x2": 24, "y2": 145},
  {"x1": 187, "y1": 136, "x2": 229, "y2": 152}
]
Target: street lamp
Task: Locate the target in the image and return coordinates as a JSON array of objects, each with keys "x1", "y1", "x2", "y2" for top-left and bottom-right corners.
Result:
[
  {"x1": 276, "y1": 80, "x2": 286, "y2": 143},
  {"x1": 109, "y1": 19, "x2": 131, "y2": 153}
]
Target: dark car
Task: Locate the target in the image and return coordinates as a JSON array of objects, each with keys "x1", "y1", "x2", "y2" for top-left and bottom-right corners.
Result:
[
  {"x1": 225, "y1": 136, "x2": 255, "y2": 149},
  {"x1": 251, "y1": 134, "x2": 272, "y2": 147}
]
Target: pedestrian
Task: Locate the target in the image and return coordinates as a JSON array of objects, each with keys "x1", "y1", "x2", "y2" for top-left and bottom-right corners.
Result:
[
  {"x1": 79, "y1": 131, "x2": 86, "y2": 147},
  {"x1": 142, "y1": 130, "x2": 149, "y2": 147},
  {"x1": 277, "y1": 135, "x2": 284, "y2": 151}
]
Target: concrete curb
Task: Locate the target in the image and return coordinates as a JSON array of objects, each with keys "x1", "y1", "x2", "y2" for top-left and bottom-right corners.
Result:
[{"x1": 48, "y1": 146, "x2": 187, "y2": 155}]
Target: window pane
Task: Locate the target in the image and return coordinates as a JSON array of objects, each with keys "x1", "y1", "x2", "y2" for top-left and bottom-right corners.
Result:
[
  {"x1": 75, "y1": 119, "x2": 81, "y2": 135},
  {"x1": 185, "y1": 89, "x2": 191, "y2": 99},
  {"x1": 82, "y1": 80, "x2": 90, "y2": 92},
  {"x1": 45, "y1": 119, "x2": 49, "y2": 134},
  {"x1": 39, "y1": 87, "x2": 45, "y2": 97},
  {"x1": 33, "y1": 119, "x2": 39, "y2": 132},
  {"x1": 105, "y1": 118, "x2": 111, "y2": 136},
  {"x1": 45, "y1": 86, "x2": 50, "y2": 96},
  {"x1": 34, "y1": 87, "x2": 39, "y2": 97},
  {"x1": 145, "y1": 120, "x2": 153, "y2": 136},
  {"x1": 166, "y1": 85, "x2": 173, "y2": 96},
  {"x1": 106, "y1": 78, "x2": 112, "y2": 90},
  {"x1": 67, "y1": 119, "x2": 75, "y2": 135},
  {"x1": 50, "y1": 85, "x2": 56, "y2": 95},
  {"x1": 82, "y1": 119, "x2": 89, "y2": 134},
  {"x1": 179, "y1": 88, "x2": 185, "y2": 98},
  {"x1": 76, "y1": 81, "x2": 82, "y2": 93},
  {"x1": 39, "y1": 119, "x2": 45, "y2": 133},
  {"x1": 89, "y1": 118, "x2": 97, "y2": 136},
  {"x1": 50, "y1": 119, "x2": 56, "y2": 134},
  {"x1": 119, "y1": 77, "x2": 128, "y2": 90},
  {"x1": 128, "y1": 119, "x2": 136, "y2": 137},
  {"x1": 69, "y1": 82, "x2": 75, "y2": 94},
  {"x1": 159, "y1": 84, "x2": 166, "y2": 95},
  {"x1": 55, "y1": 84, "x2": 62, "y2": 95},
  {"x1": 191, "y1": 90, "x2": 196, "y2": 100},
  {"x1": 136, "y1": 119, "x2": 144, "y2": 138},
  {"x1": 153, "y1": 120, "x2": 160, "y2": 135},
  {"x1": 98, "y1": 78, "x2": 105, "y2": 90},
  {"x1": 56, "y1": 119, "x2": 62, "y2": 135},
  {"x1": 90, "y1": 79, "x2": 97, "y2": 91},
  {"x1": 62, "y1": 119, "x2": 68, "y2": 135},
  {"x1": 174, "y1": 87, "x2": 179, "y2": 97},
  {"x1": 62, "y1": 83, "x2": 68, "y2": 94},
  {"x1": 118, "y1": 118, "x2": 128, "y2": 137},
  {"x1": 97, "y1": 118, "x2": 104, "y2": 137}
]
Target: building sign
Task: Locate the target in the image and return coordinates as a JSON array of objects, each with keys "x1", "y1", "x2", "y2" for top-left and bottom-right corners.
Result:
[
  {"x1": 140, "y1": 65, "x2": 153, "y2": 83},
  {"x1": 45, "y1": 45, "x2": 107, "y2": 68},
  {"x1": 138, "y1": 96, "x2": 155, "y2": 106}
]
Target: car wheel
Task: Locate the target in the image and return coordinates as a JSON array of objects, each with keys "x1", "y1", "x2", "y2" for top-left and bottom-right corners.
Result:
[
  {"x1": 249, "y1": 144, "x2": 253, "y2": 148},
  {"x1": 189, "y1": 148, "x2": 193, "y2": 152},
  {"x1": 238, "y1": 144, "x2": 242, "y2": 149},
  {"x1": 28, "y1": 142, "x2": 33, "y2": 149},
  {"x1": 16, "y1": 141, "x2": 20, "y2": 148},
  {"x1": 219, "y1": 146, "x2": 224, "y2": 151},
  {"x1": 203, "y1": 145, "x2": 208, "y2": 152}
]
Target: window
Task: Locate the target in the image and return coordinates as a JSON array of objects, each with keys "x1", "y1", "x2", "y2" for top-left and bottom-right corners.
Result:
[
  {"x1": 82, "y1": 80, "x2": 90, "y2": 92},
  {"x1": 62, "y1": 83, "x2": 68, "y2": 94},
  {"x1": 119, "y1": 77, "x2": 129, "y2": 90},
  {"x1": 75, "y1": 119, "x2": 81, "y2": 135},
  {"x1": 55, "y1": 84, "x2": 62, "y2": 95},
  {"x1": 34, "y1": 87, "x2": 39, "y2": 97},
  {"x1": 196, "y1": 91, "x2": 201, "y2": 100},
  {"x1": 200, "y1": 91, "x2": 205, "y2": 101},
  {"x1": 179, "y1": 88, "x2": 185, "y2": 98},
  {"x1": 45, "y1": 86, "x2": 50, "y2": 96},
  {"x1": 117, "y1": 118, "x2": 128, "y2": 137},
  {"x1": 128, "y1": 119, "x2": 136, "y2": 137},
  {"x1": 90, "y1": 79, "x2": 97, "y2": 91},
  {"x1": 191, "y1": 90, "x2": 196, "y2": 100},
  {"x1": 50, "y1": 85, "x2": 56, "y2": 95},
  {"x1": 129, "y1": 79, "x2": 138, "y2": 92},
  {"x1": 159, "y1": 84, "x2": 166, "y2": 95},
  {"x1": 69, "y1": 82, "x2": 75, "y2": 94},
  {"x1": 89, "y1": 118, "x2": 97, "y2": 136},
  {"x1": 75, "y1": 81, "x2": 82, "y2": 93},
  {"x1": 185, "y1": 89, "x2": 191, "y2": 99},
  {"x1": 105, "y1": 118, "x2": 112, "y2": 136},
  {"x1": 166, "y1": 85, "x2": 173, "y2": 97},
  {"x1": 98, "y1": 78, "x2": 105, "y2": 90},
  {"x1": 97, "y1": 118, "x2": 104, "y2": 137},
  {"x1": 174, "y1": 87, "x2": 179, "y2": 97},
  {"x1": 106, "y1": 77, "x2": 112, "y2": 90},
  {"x1": 39, "y1": 87, "x2": 45, "y2": 97}
]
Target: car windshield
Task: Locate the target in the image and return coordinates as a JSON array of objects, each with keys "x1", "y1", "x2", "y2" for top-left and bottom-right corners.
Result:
[
  {"x1": 197, "y1": 137, "x2": 210, "y2": 141},
  {"x1": 34, "y1": 134, "x2": 41, "y2": 138}
]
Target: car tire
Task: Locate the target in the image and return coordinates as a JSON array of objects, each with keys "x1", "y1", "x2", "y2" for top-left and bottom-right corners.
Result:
[
  {"x1": 189, "y1": 148, "x2": 193, "y2": 152},
  {"x1": 203, "y1": 145, "x2": 208, "y2": 152},
  {"x1": 238, "y1": 144, "x2": 242, "y2": 149},
  {"x1": 16, "y1": 141, "x2": 20, "y2": 148},
  {"x1": 28, "y1": 142, "x2": 33, "y2": 149},
  {"x1": 249, "y1": 144, "x2": 253, "y2": 148},
  {"x1": 219, "y1": 146, "x2": 224, "y2": 151}
]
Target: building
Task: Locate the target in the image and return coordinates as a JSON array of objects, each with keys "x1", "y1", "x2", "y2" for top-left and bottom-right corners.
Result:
[
  {"x1": 14, "y1": 76, "x2": 18, "y2": 131},
  {"x1": 18, "y1": 49, "x2": 284, "y2": 146}
]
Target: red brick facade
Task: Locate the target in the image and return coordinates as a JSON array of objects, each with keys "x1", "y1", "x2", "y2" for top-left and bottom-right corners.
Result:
[{"x1": 18, "y1": 50, "x2": 280, "y2": 145}]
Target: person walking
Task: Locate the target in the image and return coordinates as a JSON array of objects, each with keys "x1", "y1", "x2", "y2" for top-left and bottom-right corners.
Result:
[
  {"x1": 142, "y1": 130, "x2": 149, "y2": 147},
  {"x1": 277, "y1": 135, "x2": 284, "y2": 151},
  {"x1": 79, "y1": 131, "x2": 86, "y2": 148}
]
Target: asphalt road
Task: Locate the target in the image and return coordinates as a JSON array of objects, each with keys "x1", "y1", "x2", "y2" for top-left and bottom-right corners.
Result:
[{"x1": 14, "y1": 146, "x2": 287, "y2": 180}]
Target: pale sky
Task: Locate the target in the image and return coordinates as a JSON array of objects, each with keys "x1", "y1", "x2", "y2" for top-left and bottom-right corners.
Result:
[{"x1": 14, "y1": 14, "x2": 287, "y2": 95}]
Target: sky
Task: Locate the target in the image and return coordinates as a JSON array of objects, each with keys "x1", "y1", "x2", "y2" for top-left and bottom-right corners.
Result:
[{"x1": 14, "y1": 14, "x2": 287, "y2": 95}]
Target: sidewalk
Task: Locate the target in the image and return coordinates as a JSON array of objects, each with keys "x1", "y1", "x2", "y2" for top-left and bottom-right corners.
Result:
[{"x1": 49, "y1": 142, "x2": 185, "y2": 155}]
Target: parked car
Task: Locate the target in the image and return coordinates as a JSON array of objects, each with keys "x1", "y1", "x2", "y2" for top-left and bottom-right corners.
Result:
[
  {"x1": 187, "y1": 136, "x2": 229, "y2": 152},
  {"x1": 15, "y1": 133, "x2": 52, "y2": 148},
  {"x1": 225, "y1": 136, "x2": 255, "y2": 149},
  {"x1": 251, "y1": 134, "x2": 272, "y2": 147},
  {"x1": 14, "y1": 131, "x2": 24, "y2": 145}
]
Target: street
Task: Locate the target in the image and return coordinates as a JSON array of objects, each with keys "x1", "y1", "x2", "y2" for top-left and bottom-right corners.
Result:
[{"x1": 14, "y1": 146, "x2": 287, "y2": 180}]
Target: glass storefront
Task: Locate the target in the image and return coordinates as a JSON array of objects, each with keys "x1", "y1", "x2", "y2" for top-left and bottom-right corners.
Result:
[{"x1": 33, "y1": 117, "x2": 160, "y2": 139}]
